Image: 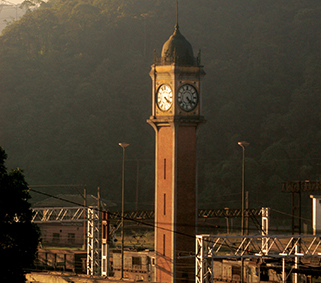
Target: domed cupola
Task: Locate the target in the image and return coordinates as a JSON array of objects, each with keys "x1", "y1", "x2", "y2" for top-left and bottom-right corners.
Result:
[{"x1": 154, "y1": 24, "x2": 200, "y2": 66}]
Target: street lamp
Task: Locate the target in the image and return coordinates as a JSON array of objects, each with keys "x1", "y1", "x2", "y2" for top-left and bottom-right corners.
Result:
[
  {"x1": 119, "y1": 142, "x2": 129, "y2": 279},
  {"x1": 238, "y1": 141, "x2": 249, "y2": 236}
]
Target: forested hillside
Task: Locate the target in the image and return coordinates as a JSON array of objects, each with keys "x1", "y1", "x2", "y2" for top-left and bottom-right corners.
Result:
[{"x1": 0, "y1": 0, "x2": 320, "y2": 224}]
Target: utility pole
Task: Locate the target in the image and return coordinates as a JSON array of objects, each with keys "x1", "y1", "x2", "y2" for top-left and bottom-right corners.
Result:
[
  {"x1": 119, "y1": 142, "x2": 129, "y2": 279},
  {"x1": 83, "y1": 187, "x2": 87, "y2": 249}
]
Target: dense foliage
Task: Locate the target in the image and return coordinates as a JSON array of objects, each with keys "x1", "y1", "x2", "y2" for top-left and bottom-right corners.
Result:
[
  {"x1": 0, "y1": 0, "x2": 321, "y2": 226},
  {"x1": 0, "y1": 147, "x2": 40, "y2": 282}
]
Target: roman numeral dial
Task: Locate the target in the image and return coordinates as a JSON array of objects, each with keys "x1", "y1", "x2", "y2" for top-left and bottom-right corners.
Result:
[
  {"x1": 157, "y1": 84, "x2": 173, "y2": 112},
  {"x1": 177, "y1": 84, "x2": 198, "y2": 112}
]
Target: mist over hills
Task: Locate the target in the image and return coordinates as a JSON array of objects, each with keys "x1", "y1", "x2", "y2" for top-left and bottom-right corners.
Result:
[
  {"x1": 0, "y1": 4, "x2": 26, "y2": 32},
  {"x1": 0, "y1": 0, "x2": 320, "y2": 228}
]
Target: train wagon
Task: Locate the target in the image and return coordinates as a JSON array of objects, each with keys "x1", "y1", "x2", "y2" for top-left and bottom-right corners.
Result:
[{"x1": 112, "y1": 250, "x2": 156, "y2": 282}]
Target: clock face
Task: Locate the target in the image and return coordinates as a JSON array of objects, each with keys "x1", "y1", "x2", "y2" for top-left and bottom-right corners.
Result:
[
  {"x1": 157, "y1": 84, "x2": 173, "y2": 111},
  {"x1": 177, "y1": 84, "x2": 198, "y2": 112}
]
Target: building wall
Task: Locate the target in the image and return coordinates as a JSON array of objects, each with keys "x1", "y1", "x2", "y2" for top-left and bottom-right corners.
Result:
[
  {"x1": 176, "y1": 126, "x2": 197, "y2": 282},
  {"x1": 155, "y1": 125, "x2": 197, "y2": 283},
  {"x1": 36, "y1": 248, "x2": 86, "y2": 273},
  {"x1": 156, "y1": 126, "x2": 174, "y2": 283},
  {"x1": 38, "y1": 222, "x2": 85, "y2": 247}
]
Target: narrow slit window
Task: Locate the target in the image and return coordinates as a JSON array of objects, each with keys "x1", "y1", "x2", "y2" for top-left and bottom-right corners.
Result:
[
  {"x1": 164, "y1": 193, "x2": 166, "y2": 215},
  {"x1": 164, "y1": 158, "x2": 166, "y2": 179},
  {"x1": 163, "y1": 234, "x2": 166, "y2": 256}
]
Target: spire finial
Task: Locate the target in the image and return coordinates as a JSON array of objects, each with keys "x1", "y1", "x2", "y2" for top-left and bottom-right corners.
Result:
[{"x1": 175, "y1": 1, "x2": 179, "y2": 30}]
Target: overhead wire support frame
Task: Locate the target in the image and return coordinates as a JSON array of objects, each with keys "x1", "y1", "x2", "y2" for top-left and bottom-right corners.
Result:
[
  {"x1": 282, "y1": 180, "x2": 321, "y2": 234},
  {"x1": 195, "y1": 234, "x2": 321, "y2": 283}
]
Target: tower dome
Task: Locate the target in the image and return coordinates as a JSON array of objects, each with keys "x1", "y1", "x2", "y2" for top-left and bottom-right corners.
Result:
[{"x1": 156, "y1": 24, "x2": 197, "y2": 66}]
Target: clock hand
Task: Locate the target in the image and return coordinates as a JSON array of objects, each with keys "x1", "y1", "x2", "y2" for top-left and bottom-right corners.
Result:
[
  {"x1": 165, "y1": 97, "x2": 170, "y2": 103},
  {"x1": 186, "y1": 96, "x2": 193, "y2": 105}
]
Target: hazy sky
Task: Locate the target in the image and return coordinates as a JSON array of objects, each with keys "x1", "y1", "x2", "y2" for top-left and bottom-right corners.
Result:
[
  {"x1": 0, "y1": 2, "x2": 26, "y2": 33},
  {"x1": 4, "y1": 0, "x2": 22, "y2": 4}
]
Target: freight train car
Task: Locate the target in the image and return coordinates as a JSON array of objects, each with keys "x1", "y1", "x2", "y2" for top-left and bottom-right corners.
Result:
[
  {"x1": 211, "y1": 260, "x2": 280, "y2": 283},
  {"x1": 112, "y1": 250, "x2": 156, "y2": 282}
]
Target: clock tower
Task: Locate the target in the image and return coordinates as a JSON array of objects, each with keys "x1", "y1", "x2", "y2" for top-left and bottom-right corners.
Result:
[{"x1": 147, "y1": 22, "x2": 205, "y2": 283}]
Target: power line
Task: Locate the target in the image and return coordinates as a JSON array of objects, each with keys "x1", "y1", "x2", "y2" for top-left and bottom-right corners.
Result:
[
  {"x1": 30, "y1": 187, "x2": 311, "y2": 257},
  {"x1": 30, "y1": 188, "x2": 203, "y2": 242},
  {"x1": 30, "y1": 187, "x2": 309, "y2": 230}
]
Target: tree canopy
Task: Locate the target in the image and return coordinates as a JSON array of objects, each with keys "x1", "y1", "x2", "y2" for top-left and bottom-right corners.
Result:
[
  {"x1": 0, "y1": 0, "x2": 320, "y2": 225},
  {"x1": 0, "y1": 147, "x2": 40, "y2": 282}
]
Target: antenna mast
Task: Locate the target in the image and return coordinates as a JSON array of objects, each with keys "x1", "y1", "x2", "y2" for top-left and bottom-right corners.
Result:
[{"x1": 176, "y1": 1, "x2": 179, "y2": 29}]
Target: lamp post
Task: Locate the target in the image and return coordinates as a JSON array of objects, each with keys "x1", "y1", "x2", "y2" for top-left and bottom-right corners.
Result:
[
  {"x1": 238, "y1": 141, "x2": 249, "y2": 283},
  {"x1": 238, "y1": 141, "x2": 249, "y2": 236},
  {"x1": 119, "y1": 142, "x2": 129, "y2": 279}
]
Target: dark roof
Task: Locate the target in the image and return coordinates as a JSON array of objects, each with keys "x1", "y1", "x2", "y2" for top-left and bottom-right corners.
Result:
[
  {"x1": 33, "y1": 194, "x2": 116, "y2": 208},
  {"x1": 158, "y1": 24, "x2": 196, "y2": 66}
]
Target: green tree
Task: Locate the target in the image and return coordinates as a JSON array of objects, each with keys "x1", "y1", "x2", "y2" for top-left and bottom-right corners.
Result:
[{"x1": 0, "y1": 147, "x2": 40, "y2": 282}]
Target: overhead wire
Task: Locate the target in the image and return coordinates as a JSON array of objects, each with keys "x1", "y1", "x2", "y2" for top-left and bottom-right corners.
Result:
[
  {"x1": 29, "y1": 187, "x2": 196, "y2": 242},
  {"x1": 29, "y1": 187, "x2": 310, "y2": 256},
  {"x1": 30, "y1": 187, "x2": 308, "y2": 233},
  {"x1": 29, "y1": 187, "x2": 219, "y2": 257},
  {"x1": 29, "y1": 188, "x2": 199, "y2": 252}
]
